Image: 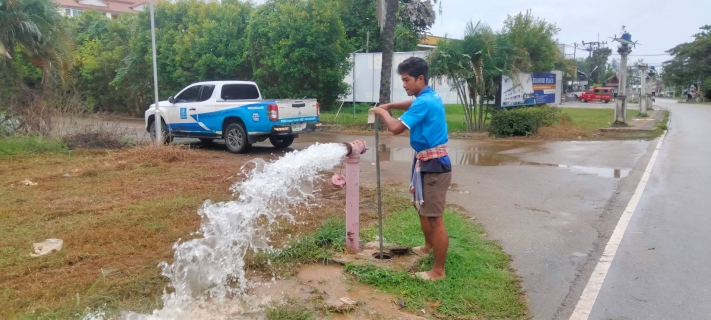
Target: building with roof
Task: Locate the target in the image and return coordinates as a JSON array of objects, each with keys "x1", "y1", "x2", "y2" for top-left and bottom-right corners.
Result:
[
  {"x1": 56, "y1": 0, "x2": 146, "y2": 19},
  {"x1": 417, "y1": 35, "x2": 449, "y2": 51}
]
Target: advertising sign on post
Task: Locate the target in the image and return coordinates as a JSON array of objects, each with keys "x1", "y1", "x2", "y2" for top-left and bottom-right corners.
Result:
[{"x1": 501, "y1": 73, "x2": 558, "y2": 107}]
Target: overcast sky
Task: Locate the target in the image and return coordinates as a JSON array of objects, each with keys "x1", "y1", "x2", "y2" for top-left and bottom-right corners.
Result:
[
  {"x1": 248, "y1": 0, "x2": 710, "y2": 69},
  {"x1": 429, "y1": 0, "x2": 710, "y2": 69}
]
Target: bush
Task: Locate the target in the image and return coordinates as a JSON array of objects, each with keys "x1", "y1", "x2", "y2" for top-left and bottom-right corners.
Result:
[
  {"x1": 703, "y1": 78, "x2": 711, "y2": 100},
  {"x1": 489, "y1": 105, "x2": 560, "y2": 137}
]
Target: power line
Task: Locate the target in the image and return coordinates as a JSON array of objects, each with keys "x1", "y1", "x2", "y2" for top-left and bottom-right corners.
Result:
[{"x1": 613, "y1": 53, "x2": 670, "y2": 56}]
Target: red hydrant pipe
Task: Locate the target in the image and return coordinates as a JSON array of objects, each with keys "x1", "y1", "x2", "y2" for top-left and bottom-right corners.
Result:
[{"x1": 332, "y1": 140, "x2": 368, "y2": 253}]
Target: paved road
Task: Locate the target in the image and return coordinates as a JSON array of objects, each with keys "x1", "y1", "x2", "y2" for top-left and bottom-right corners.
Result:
[{"x1": 578, "y1": 99, "x2": 711, "y2": 319}]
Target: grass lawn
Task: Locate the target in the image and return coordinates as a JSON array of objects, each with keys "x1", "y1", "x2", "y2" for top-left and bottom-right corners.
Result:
[
  {"x1": 560, "y1": 108, "x2": 639, "y2": 130},
  {"x1": 322, "y1": 103, "x2": 666, "y2": 141},
  {"x1": 320, "y1": 104, "x2": 488, "y2": 133}
]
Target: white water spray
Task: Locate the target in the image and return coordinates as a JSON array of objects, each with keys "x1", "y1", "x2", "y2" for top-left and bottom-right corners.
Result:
[{"x1": 115, "y1": 143, "x2": 347, "y2": 319}]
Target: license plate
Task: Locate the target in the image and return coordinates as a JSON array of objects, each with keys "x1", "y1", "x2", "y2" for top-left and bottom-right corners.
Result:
[{"x1": 292, "y1": 123, "x2": 306, "y2": 131}]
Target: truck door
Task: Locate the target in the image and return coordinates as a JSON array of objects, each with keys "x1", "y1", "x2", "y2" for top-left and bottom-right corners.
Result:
[
  {"x1": 168, "y1": 85, "x2": 203, "y2": 134},
  {"x1": 194, "y1": 85, "x2": 216, "y2": 134}
]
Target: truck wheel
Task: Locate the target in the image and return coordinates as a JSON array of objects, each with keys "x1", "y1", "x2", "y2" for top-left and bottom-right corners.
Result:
[
  {"x1": 269, "y1": 135, "x2": 294, "y2": 149},
  {"x1": 149, "y1": 120, "x2": 173, "y2": 145},
  {"x1": 604, "y1": 100, "x2": 610, "y2": 103},
  {"x1": 225, "y1": 123, "x2": 251, "y2": 153},
  {"x1": 581, "y1": 98, "x2": 587, "y2": 102},
  {"x1": 198, "y1": 138, "x2": 214, "y2": 144}
]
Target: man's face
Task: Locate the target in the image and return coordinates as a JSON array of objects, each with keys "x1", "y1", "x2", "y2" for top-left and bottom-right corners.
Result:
[{"x1": 401, "y1": 73, "x2": 425, "y2": 96}]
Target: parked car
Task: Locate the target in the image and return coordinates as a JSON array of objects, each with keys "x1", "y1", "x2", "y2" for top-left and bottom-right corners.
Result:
[
  {"x1": 145, "y1": 81, "x2": 321, "y2": 153},
  {"x1": 579, "y1": 87, "x2": 614, "y2": 103}
]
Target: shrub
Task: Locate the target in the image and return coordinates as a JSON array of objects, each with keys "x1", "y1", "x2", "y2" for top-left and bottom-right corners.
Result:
[
  {"x1": 489, "y1": 105, "x2": 560, "y2": 137},
  {"x1": 703, "y1": 78, "x2": 711, "y2": 100}
]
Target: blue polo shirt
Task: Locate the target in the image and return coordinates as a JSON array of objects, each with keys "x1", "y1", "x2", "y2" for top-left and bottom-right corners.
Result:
[{"x1": 399, "y1": 86, "x2": 451, "y2": 173}]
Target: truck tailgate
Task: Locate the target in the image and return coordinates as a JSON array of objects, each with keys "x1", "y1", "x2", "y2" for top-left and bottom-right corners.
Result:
[{"x1": 274, "y1": 99, "x2": 318, "y2": 121}]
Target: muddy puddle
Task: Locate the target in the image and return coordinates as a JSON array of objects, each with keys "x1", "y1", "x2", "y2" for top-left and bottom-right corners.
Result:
[{"x1": 248, "y1": 264, "x2": 424, "y2": 319}]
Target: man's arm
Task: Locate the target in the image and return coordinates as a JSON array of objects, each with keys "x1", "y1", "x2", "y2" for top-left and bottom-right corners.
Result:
[
  {"x1": 370, "y1": 108, "x2": 408, "y2": 135},
  {"x1": 379, "y1": 99, "x2": 413, "y2": 111}
]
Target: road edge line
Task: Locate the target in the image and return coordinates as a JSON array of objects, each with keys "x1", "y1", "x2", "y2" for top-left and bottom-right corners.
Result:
[{"x1": 569, "y1": 128, "x2": 668, "y2": 320}]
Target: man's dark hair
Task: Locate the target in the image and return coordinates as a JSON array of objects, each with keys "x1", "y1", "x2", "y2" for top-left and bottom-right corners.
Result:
[{"x1": 397, "y1": 57, "x2": 429, "y2": 85}]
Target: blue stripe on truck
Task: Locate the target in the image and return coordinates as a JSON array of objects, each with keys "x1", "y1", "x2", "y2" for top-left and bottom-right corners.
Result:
[{"x1": 190, "y1": 102, "x2": 319, "y2": 135}]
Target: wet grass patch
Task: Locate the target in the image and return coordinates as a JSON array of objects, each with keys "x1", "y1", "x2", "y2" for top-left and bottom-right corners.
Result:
[
  {"x1": 0, "y1": 135, "x2": 68, "y2": 156},
  {"x1": 345, "y1": 208, "x2": 527, "y2": 319},
  {"x1": 266, "y1": 297, "x2": 315, "y2": 320}
]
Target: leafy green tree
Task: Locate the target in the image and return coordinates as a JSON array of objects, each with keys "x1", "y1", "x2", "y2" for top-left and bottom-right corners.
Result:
[
  {"x1": 338, "y1": 0, "x2": 431, "y2": 53},
  {"x1": 247, "y1": 0, "x2": 353, "y2": 108},
  {"x1": 502, "y1": 10, "x2": 561, "y2": 73},
  {"x1": 112, "y1": 0, "x2": 253, "y2": 114},
  {"x1": 663, "y1": 25, "x2": 711, "y2": 96},
  {"x1": 69, "y1": 10, "x2": 131, "y2": 111}
]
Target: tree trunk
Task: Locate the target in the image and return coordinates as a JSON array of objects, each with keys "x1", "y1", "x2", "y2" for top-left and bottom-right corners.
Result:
[{"x1": 378, "y1": 0, "x2": 398, "y2": 105}]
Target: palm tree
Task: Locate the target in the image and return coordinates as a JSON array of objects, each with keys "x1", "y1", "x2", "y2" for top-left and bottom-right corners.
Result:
[
  {"x1": 428, "y1": 21, "x2": 528, "y2": 131},
  {"x1": 0, "y1": 0, "x2": 72, "y2": 87}
]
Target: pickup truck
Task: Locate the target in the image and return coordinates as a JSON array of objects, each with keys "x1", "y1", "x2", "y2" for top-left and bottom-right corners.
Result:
[{"x1": 145, "y1": 80, "x2": 321, "y2": 153}]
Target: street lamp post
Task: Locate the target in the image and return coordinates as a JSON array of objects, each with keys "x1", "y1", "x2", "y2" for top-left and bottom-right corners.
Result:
[{"x1": 149, "y1": 0, "x2": 161, "y2": 146}]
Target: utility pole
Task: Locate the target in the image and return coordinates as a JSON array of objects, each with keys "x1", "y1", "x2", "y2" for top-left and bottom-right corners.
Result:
[
  {"x1": 638, "y1": 63, "x2": 648, "y2": 117},
  {"x1": 573, "y1": 44, "x2": 578, "y2": 90},
  {"x1": 613, "y1": 33, "x2": 633, "y2": 125},
  {"x1": 580, "y1": 40, "x2": 608, "y2": 84}
]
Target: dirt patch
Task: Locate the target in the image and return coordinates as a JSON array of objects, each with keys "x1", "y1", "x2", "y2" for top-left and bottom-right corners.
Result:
[
  {"x1": 251, "y1": 264, "x2": 424, "y2": 319},
  {"x1": 63, "y1": 131, "x2": 126, "y2": 150}
]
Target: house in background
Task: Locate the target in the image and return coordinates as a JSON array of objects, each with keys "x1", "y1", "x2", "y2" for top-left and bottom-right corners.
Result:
[
  {"x1": 57, "y1": 0, "x2": 146, "y2": 19},
  {"x1": 417, "y1": 35, "x2": 448, "y2": 51},
  {"x1": 603, "y1": 74, "x2": 620, "y2": 96}
]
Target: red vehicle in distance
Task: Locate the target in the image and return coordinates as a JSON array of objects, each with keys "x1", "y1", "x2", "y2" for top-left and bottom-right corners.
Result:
[{"x1": 579, "y1": 87, "x2": 614, "y2": 103}]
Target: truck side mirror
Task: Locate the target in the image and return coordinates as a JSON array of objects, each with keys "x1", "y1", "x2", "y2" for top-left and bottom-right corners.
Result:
[{"x1": 168, "y1": 96, "x2": 175, "y2": 104}]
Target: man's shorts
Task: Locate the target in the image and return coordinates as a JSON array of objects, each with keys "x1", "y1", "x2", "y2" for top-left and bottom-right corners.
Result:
[{"x1": 419, "y1": 171, "x2": 452, "y2": 217}]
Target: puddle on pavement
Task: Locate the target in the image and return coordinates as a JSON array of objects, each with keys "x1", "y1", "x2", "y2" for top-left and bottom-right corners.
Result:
[
  {"x1": 362, "y1": 145, "x2": 630, "y2": 179},
  {"x1": 294, "y1": 134, "x2": 631, "y2": 178}
]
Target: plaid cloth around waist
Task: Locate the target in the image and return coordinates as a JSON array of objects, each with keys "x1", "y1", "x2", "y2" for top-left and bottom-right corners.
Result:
[{"x1": 411, "y1": 144, "x2": 449, "y2": 211}]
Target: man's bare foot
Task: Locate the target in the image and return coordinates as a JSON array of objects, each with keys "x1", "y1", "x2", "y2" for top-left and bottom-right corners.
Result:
[
  {"x1": 414, "y1": 270, "x2": 446, "y2": 281},
  {"x1": 412, "y1": 246, "x2": 430, "y2": 256},
  {"x1": 425, "y1": 270, "x2": 445, "y2": 281}
]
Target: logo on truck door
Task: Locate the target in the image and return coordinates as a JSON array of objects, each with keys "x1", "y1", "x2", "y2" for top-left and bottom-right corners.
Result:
[
  {"x1": 180, "y1": 108, "x2": 187, "y2": 119},
  {"x1": 252, "y1": 113, "x2": 260, "y2": 122}
]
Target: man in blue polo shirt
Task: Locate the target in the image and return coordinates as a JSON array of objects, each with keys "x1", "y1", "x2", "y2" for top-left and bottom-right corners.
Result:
[{"x1": 370, "y1": 57, "x2": 451, "y2": 281}]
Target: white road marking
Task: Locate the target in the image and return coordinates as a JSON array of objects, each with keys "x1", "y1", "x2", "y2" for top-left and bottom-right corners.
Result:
[{"x1": 570, "y1": 129, "x2": 668, "y2": 320}]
